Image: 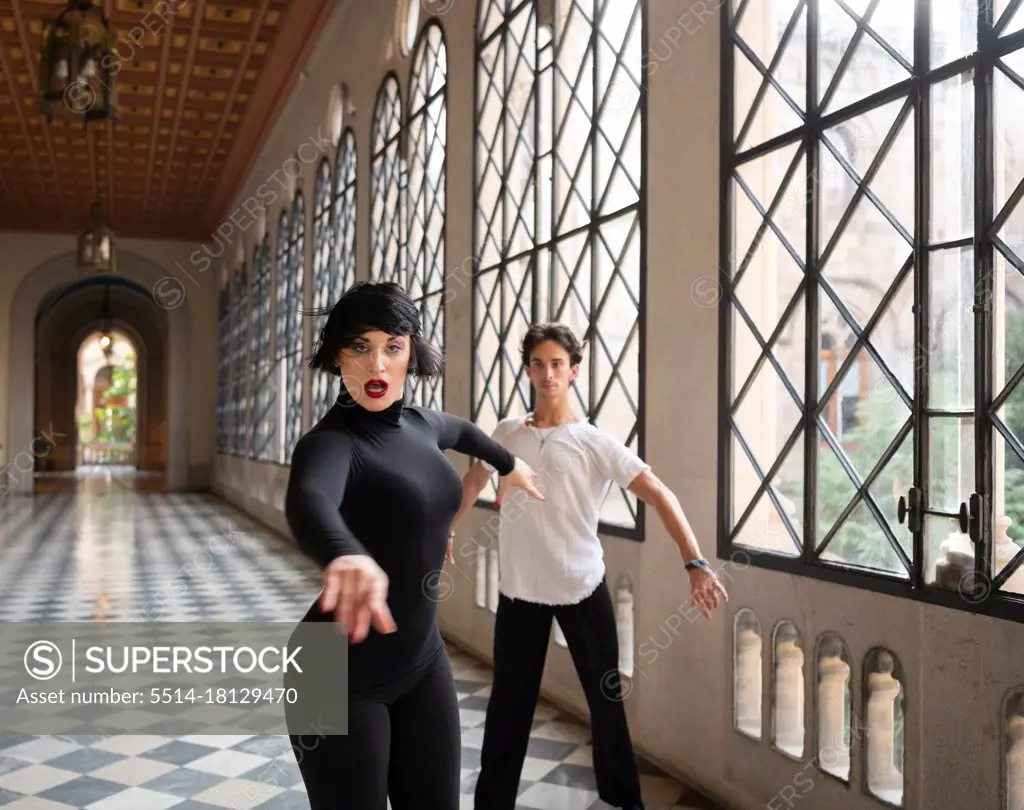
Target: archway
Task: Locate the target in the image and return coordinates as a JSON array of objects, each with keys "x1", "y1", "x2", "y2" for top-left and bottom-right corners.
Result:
[
  {"x1": 7, "y1": 251, "x2": 192, "y2": 493},
  {"x1": 75, "y1": 330, "x2": 138, "y2": 468}
]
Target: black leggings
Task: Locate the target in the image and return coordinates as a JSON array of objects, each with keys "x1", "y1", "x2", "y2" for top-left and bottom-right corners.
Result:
[
  {"x1": 474, "y1": 578, "x2": 643, "y2": 810},
  {"x1": 289, "y1": 648, "x2": 462, "y2": 809}
]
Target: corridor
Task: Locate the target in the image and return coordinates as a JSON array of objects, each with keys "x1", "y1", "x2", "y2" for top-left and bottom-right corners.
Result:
[{"x1": 0, "y1": 479, "x2": 719, "y2": 810}]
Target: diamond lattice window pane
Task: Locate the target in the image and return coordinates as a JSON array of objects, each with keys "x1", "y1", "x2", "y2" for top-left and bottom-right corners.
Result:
[
  {"x1": 819, "y1": 498, "x2": 908, "y2": 576},
  {"x1": 930, "y1": 71, "x2": 974, "y2": 244},
  {"x1": 734, "y1": 354, "x2": 802, "y2": 478},
  {"x1": 819, "y1": 0, "x2": 912, "y2": 113},
  {"x1": 737, "y1": 145, "x2": 806, "y2": 263},
  {"x1": 867, "y1": 430, "x2": 914, "y2": 561},
  {"x1": 371, "y1": 77, "x2": 403, "y2": 284},
  {"x1": 993, "y1": 429, "x2": 1024, "y2": 595}
]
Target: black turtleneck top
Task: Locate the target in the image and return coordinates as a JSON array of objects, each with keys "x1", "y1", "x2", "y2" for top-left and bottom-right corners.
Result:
[{"x1": 284, "y1": 389, "x2": 516, "y2": 691}]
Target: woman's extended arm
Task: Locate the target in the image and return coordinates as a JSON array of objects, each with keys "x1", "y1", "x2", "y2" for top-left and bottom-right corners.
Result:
[
  {"x1": 284, "y1": 431, "x2": 369, "y2": 567},
  {"x1": 430, "y1": 411, "x2": 516, "y2": 475}
]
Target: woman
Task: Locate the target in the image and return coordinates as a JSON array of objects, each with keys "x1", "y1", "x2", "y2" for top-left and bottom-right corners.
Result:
[{"x1": 283, "y1": 281, "x2": 542, "y2": 809}]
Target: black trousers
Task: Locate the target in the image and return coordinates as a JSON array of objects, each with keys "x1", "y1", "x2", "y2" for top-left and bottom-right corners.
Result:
[
  {"x1": 474, "y1": 578, "x2": 643, "y2": 810},
  {"x1": 289, "y1": 647, "x2": 462, "y2": 809}
]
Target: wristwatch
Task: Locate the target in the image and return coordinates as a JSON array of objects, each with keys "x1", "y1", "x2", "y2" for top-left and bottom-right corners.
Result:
[{"x1": 685, "y1": 558, "x2": 715, "y2": 575}]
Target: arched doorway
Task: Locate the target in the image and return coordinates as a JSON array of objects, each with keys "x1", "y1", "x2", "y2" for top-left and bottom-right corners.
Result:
[
  {"x1": 75, "y1": 330, "x2": 138, "y2": 469},
  {"x1": 8, "y1": 252, "x2": 192, "y2": 493}
]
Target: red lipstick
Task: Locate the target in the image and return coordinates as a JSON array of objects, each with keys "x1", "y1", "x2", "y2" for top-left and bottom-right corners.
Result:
[{"x1": 364, "y1": 379, "x2": 388, "y2": 399}]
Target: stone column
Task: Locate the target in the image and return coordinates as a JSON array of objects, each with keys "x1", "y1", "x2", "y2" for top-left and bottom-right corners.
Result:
[
  {"x1": 866, "y1": 652, "x2": 903, "y2": 800},
  {"x1": 817, "y1": 640, "x2": 851, "y2": 778},
  {"x1": 1007, "y1": 714, "x2": 1024, "y2": 810},
  {"x1": 735, "y1": 621, "x2": 763, "y2": 738},
  {"x1": 773, "y1": 623, "x2": 804, "y2": 755}
]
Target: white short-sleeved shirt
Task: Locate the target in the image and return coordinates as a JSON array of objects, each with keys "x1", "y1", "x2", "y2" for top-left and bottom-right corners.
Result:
[{"x1": 481, "y1": 415, "x2": 650, "y2": 605}]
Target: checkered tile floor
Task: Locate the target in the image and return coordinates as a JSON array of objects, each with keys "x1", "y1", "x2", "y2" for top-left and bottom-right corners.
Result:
[{"x1": 0, "y1": 477, "x2": 725, "y2": 810}]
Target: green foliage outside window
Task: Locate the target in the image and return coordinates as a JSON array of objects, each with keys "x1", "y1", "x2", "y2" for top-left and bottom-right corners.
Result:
[
  {"x1": 80, "y1": 355, "x2": 137, "y2": 445},
  {"x1": 817, "y1": 309, "x2": 1024, "y2": 570}
]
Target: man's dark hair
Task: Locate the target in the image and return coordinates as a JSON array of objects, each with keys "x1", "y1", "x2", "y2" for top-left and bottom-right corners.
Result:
[
  {"x1": 520, "y1": 322, "x2": 586, "y2": 367},
  {"x1": 306, "y1": 281, "x2": 443, "y2": 378}
]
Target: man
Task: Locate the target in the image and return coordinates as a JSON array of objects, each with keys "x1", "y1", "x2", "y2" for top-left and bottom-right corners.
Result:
[{"x1": 451, "y1": 323, "x2": 728, "y2": 810}]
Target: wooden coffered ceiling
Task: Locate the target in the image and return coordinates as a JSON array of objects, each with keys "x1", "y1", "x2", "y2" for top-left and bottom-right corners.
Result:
[{"x1": 0, "y1": 0, "x2": 334, "y2": 240}]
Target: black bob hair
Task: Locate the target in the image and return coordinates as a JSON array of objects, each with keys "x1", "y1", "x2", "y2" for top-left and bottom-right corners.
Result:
[
  {"x1": 306, "y1": 281, "x2": 444, "y2": 378},
  {"x1": 520, "y1": 322, "x2": 587, "y2": 367}
]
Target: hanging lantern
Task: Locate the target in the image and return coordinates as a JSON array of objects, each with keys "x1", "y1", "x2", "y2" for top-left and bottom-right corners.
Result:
[
  {"x1": 78, "y1": 201, "x2": 116, "y2": 274},
  {"x1": 38, "y1": 0, "x2": 118, "y2": 126}
]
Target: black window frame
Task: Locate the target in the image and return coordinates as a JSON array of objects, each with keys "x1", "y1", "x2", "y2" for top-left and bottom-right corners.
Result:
[
  {"x1": 470, "y1": 0, "x2": 649, "y2": 541},
  {"x1": 717, "y1": 0, "x2": 1024, "y2": 624}
]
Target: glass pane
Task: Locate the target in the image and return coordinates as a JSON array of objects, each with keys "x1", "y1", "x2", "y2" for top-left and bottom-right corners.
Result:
[
  {"x1": 928, "y1": 416, "x2": 976, "y2": 513},
  {"x1": 993, "y1": 430, "x2": 1024, "y2": 595},
  {"x1": 867, "y1": 110, "x2": 916, "y2": 239},
  {"x1": 996, "y1": 254, "x2": 1024, "y2": 390},
  {"x1": 734, "y1": 354, "x2": 802, "y2": 476},
  {"x1": 733, "y1": 0, "x2": 807, "y2": 151},
  {"x1": 930, "y1": 71, "x2": 975, "y2": 244},
  {"x1": 819, "y1": 0, "x2": 912, "y2": 113},
  {"x1": 929, "y1": 247, "x2": 975, "y2": 409},
  {"x1": 732, "y1": 294, "x2": 805, "y2": 413},
  {"x1": 732, "y1": 460, "x2": 803, "y2": 556},
  {"x1": 924, "y1": 514, "x2": 975, "y2": 591},
  {"x1": 820, "y1": 498, "x2": 908, "y2": 575},
  {"x1": 820, "y1": 191, "x2": 911, "y2": 309},
  {"x1": 999, "y1": 2, "x2": 1024, "y2": 37},
  {"x1": 993, "y1": 50, "x2": 1024, "y2": 222},
  {"x1": 822, "y1": 347, "x2": 909, "y2": 478},
  {"x1": 817, "y1": 430, "x2": 858, "y2": 543},
  {"x1": 736, "y1": 144, "x2": 804, "y2": 263},
  {"x1": 734, "y1": 48, "x2": 804, "y2": 151},
  {"x1": 735, "y1": 226, "x2": 804, "y2": 343},
  {"x1": 819, "y1": 98, "x2": 904, "y2": 250},
  {"x1": 867, "y1": 431, "x2": 914, "y2": 561},
  {"x1": 736, "y1": 0, "x2": 801, "y2": 70},
  {"x1": 931, "y1": 0, "x2": 978, "y2": 67},
  {"x1": 869, "y1": 269, "x2": 916, "y2": 399}
]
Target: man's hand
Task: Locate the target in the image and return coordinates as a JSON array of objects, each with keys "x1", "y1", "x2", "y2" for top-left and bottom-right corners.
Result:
[
  {"x1": 320, "y1": 555, "x2": 397, "y2": 643},
  {"x1": 687, "y1": 565, "x2": 728, "y2": 620},
  {"x1": 496, "y1": 457, "x2": 545, "y2": 507}
]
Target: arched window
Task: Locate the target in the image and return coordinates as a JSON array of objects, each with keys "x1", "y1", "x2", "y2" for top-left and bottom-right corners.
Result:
[
  {"x1": 334, "y1": 129, "x2": 358, "y2": 295},
  {"x1": 406, "y1": 22, "x2": 447, "y2": 410},
  {"x1": 371, "y1": 75, "x2": 404, "y2": 284},
  {"x1": 311, "y1": 158, "x2": 336, "y2": 423},
  {"x1": 250, "y1": 235, "x2": 273, "y2": 460},
  {"x1": 310, "y1": 131, "x2": 358, "y2": 423},
  {"x1": 216, "y1": 284, "x2": 231, "y2": 454},
  {"x1": 266, "y1": 211, "x2": 291, "y2": 461},
  {"x1": 472, "y1": 0, "x2": 646, "y2": 536},
  {"x1": 230, "y1": 265, "x2": 249, "y2": 456},
  {"x1": 279, "y1": 194, "x2": 305, "y2": 464}
]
